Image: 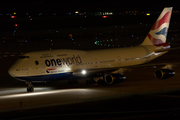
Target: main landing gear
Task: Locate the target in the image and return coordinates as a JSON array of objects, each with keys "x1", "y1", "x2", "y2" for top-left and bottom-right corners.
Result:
[
  {"x1": 68, "y1": 79, "x2": 78, "y2": 85},
  {"x1": 26, "y1": 81, "x2": 34, "y2": 92}
]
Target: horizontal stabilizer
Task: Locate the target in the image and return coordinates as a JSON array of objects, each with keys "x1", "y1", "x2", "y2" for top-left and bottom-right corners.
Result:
[{"x1": 155, "y1": 47, "x2": 180, "y2": 53}]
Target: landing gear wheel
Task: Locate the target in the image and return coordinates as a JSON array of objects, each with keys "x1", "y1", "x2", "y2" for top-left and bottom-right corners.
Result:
[
  {"x1": 27, "y1": 88, "x2": 30, "y2": 92},
  {"x1": 29, "y1": 87, "x2": 34, "y2": 92},
  {"x1": 68, "y1": 79, "x2": 78, "y2": 85},
  {"x1": 98, "y1": 80, "x2": 106, "y2": 86},
  {"x1": 27, "y1": 87, "x2": 34, "y2": 92},
  {"x1": 26, "y1": 81, "x2": 34, "y2": 92}
]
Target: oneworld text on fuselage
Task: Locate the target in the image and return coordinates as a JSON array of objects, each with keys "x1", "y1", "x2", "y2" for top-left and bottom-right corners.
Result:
[{"x1": 45, "y1": 55, "x2": 82, "y2": 67}]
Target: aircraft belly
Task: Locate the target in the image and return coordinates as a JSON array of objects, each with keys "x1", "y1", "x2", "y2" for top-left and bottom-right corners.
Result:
[{"x1": 15, "y1": 72, "x2": 73, "y2": 82}]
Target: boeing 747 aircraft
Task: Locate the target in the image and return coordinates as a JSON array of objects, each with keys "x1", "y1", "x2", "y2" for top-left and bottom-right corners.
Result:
[{"x1": 8, "y1": 7, "x2": 175, "y2": 92}]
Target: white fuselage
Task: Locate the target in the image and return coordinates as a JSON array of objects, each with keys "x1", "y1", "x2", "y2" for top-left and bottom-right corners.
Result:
[{"x1": 8, "y1": 45, "x2": 166, "y2": 82}]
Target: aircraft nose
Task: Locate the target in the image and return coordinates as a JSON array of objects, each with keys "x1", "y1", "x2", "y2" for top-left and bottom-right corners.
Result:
[{"x1": 8, "y1": 65, "x2": 17, "y2": 77}]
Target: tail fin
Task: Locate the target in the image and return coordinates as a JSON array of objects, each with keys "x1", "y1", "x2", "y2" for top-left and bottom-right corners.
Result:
[{"x1": 141, "y1": 7, "x2": 173, "y2": 47}]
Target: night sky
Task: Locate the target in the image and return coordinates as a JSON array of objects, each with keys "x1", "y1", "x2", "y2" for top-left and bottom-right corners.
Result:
[{"x1": 0, "y1": 0, "x2": 178, "y2": 13}]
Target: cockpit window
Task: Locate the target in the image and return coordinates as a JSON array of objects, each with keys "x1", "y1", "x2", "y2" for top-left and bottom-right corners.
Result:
[{"x1": 19, "y1": 56, "x2": 30, "y2": 59}]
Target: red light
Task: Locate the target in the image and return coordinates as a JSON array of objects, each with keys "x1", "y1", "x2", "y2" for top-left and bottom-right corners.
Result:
[
  {"x1": 69, "y1": 34, "x2": 71, "y2": 36},
  {"x1": 11, "y1": 16, "x2": 15, "y2": 18},
  {"x1": 15, "y1": 24, "x2": 18, "y2": 27},
  {"x1": 102, "y1": 16, "x2": 107, "y2": 18}
]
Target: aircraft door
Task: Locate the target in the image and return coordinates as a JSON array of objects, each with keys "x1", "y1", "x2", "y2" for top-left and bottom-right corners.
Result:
[{"x1": 34, "y1": 60, "x2": 45, "y2": 74}]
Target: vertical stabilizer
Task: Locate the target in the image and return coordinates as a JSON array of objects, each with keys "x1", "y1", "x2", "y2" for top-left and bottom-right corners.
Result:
[{"x1": 141, "y1": 7, "x2": 173, "y2": 47}]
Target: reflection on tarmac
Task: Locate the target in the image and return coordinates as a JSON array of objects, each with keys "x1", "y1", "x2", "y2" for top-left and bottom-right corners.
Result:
[
  {"x1": 0, "y1": 87, "x2": 53, "y2": 96},
  {"x1": 1, "y1": 73, "x2": 180, "y2": 112}
]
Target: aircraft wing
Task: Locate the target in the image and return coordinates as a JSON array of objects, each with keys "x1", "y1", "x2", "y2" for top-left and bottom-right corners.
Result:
[{"x1": 72, "y1": 61, "x2": 180, "y2": 77}]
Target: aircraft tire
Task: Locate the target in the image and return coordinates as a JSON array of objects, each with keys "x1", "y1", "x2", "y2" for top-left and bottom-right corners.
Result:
[
  {"x1": 30, "y1": 87, "x2": 34, "y2": 92},
  {"x1": 27, "y1": 88, "x2": 30, "y2": 92},
  {"x1": 27, "y1": 87, "x2": 34, "y2": 92}
]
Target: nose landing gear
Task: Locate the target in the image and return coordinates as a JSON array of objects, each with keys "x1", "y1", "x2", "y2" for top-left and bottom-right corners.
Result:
[{"x1": 26, "y1": 81, "x2": 34, "y2": 92}]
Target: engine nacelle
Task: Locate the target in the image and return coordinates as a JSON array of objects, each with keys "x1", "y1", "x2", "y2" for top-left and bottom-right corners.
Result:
[
  {"x1": 155, "y1": 69, "x2": 175, "y2": 79},
  {"x1": 104, "y1": 74, "x2": 126, "y2": 85}
]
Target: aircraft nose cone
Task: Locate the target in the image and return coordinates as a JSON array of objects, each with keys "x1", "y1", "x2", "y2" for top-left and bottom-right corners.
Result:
[{"x1": 8, "y1": 65, "x2": 16, "y2": 77}]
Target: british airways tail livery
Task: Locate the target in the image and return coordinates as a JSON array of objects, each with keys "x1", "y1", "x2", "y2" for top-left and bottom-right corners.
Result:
[{"x1": 8, "y1": 7, "x2": 174, "y2": 92}]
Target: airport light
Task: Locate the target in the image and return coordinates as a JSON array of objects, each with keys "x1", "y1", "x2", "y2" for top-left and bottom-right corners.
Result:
[
  {"x1": 11, "y1": 16, "x2": 15, "y2": 18},
  {"x1": 102, "y1": 16, "x2": 107, "y2": 18}
]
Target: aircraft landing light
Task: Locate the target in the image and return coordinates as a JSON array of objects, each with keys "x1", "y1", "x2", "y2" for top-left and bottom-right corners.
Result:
[{"x1": 82, "y1": 70, "x2": 86, "y2": 74}]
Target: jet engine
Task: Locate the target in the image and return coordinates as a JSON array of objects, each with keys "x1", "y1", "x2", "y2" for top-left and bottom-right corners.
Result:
[
  {"x1": 104, "y1": 74, "x2": 126, "y2": 85},
  {"x1": 155, "y1": 69, "x2": 175, "y2": 79}
]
